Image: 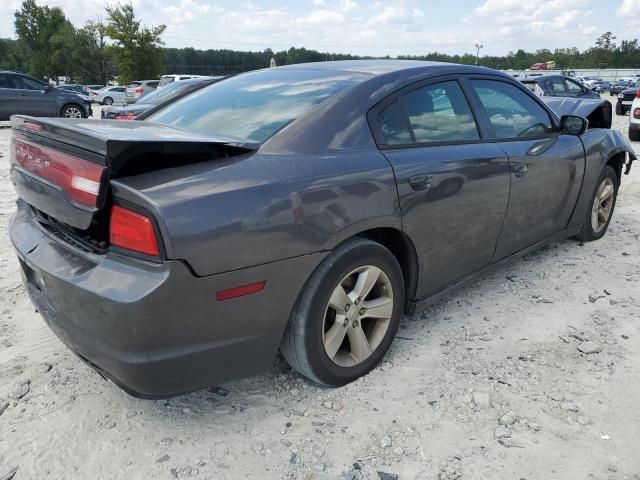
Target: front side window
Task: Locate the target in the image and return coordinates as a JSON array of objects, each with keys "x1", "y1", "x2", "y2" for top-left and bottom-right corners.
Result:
[
  {"x1": 149, "y1": 69, "x2": 367, "y2": 142},
  {"x1": 546, "y1": 77, "x2": 566, "y2": 93},
  {"x1": 471, "y1": 80, "x2": 553, "y2": 139},
  {"x1": 19, "y1": 76, "x2": 47, "y2": 90},
  {"x1": 565, "y1": 79, "x2": 583, "y2": 93},
  {"x1": 401, "y1": 81, "x2": 480, "y2": 143}
]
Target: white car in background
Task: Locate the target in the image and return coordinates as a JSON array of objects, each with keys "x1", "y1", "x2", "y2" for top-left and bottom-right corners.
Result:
[
  {"x1": 125, "y1": 80, "x2": 159, "y2": 104},
  {"x1": 90, "y1": 86, "x2": 128, "y2": 105},
  {"x1": 629, "y1": 95, "x2": 640, "y2": 141},
  {"x1": 157, "y1": 74, "x2": 213, "y2": 88}
]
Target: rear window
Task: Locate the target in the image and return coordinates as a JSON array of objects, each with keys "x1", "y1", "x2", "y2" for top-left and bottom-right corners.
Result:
[{"x1": 149, "y1": 69, "x2": 367, "y2": 142}]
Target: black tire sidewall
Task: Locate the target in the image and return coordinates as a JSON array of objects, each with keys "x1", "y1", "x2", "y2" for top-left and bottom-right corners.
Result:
[
  {"x1": 299, "y1": 242, "x2": 404, "y2": 386},
  {"x1": 582, "y1": 165, "x2": 619, "y2": 241},
  {"x1": 104, "y1": 97, "x2": 113, "y2": 105},
  {"x1": 61, "y1": 104, "x2": 84, "y2": 118}
]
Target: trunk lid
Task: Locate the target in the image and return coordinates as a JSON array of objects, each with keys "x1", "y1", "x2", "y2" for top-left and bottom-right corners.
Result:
[{"x1": 9, "y1": 115, "x2": 253, "y2": 230}]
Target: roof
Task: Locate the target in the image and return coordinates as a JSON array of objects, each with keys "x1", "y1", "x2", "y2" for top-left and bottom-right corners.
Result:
[{"x1": 277, "y1": 59, "x2": 495, "y2": 76}]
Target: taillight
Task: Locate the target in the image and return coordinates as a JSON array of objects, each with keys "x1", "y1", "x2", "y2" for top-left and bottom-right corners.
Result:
[
  {"x1": 10, "y1": 137, "x2": 105, "y2": 208},
  {"x1": 115, "y1": 114, "x2": 137, "y2": 121},
  {"x1": 110, "y1": 205, "x2": 159, "y2": 256},
  {"x1": 92, "y1": 91, "x2": 98, "y2": 96},
  {"x1": 135, "y1": 86, "x2": 144, "y2": 94},
  {"x1": 634, "y1": 108, "x2": 640, "y2": 119}
]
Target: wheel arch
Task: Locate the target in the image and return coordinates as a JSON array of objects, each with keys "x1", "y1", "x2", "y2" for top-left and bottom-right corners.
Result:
[{"x1": 354, "y1": 227, "x2": 419, "y2": 314}]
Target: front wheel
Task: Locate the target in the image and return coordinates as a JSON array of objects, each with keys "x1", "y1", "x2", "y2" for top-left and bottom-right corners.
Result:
[
  {"x1": 61, "y1": 104, "x2": 85, "y2": 119},
  {"x1": 629, "y1": 127, "x2": 640, "y2": 142},
  {"x1": 576, "y1": 165, "x2": 618, "y2": 242},
  {"x1": 615, "y1": 101, "x2": 623, "y2": 115},
  {"x1": 280, "y1": 238, "x2": 404, "y2": 386}
]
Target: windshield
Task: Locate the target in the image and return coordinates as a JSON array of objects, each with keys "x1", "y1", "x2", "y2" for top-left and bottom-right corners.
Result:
[
  {"x1": 148, "y1": 69, "x2": 368, "y2": 142},
  {"x1": 141, "y1": 80, "x2": 203, "y2": 105}
]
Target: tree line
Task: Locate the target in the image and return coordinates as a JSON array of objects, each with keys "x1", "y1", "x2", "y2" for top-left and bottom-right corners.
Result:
[{"x1": 0, "y1": 1, "x2": 639, "y2": 85}]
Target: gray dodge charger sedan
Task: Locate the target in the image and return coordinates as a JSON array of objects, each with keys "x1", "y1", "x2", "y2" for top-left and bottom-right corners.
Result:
[{"x1": 8, "y1": 61, "x2": 636, "y2": 398}]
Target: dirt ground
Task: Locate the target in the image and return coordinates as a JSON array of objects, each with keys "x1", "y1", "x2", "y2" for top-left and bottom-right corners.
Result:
[{"x1": 0, "y1": 102, "x2": 639, "y2": 480}]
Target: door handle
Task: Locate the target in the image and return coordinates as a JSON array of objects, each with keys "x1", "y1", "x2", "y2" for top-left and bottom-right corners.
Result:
[
  {"x1": 408, "y1": 174, "x2": 433, "y2": 190},
  {"x1": 512, "y1": 163, "x2": 528, "y2": 177}
]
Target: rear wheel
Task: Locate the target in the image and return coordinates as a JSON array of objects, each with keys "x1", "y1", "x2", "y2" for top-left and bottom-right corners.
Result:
[
  {"x1": 60, "y1": 104, "x2": 84, "y2": 119},
  {"x1": 103, "y1": 97, "x2": 113, "y2": 105},
  {"x1": 576, "y1": 165, "x2": 618, "y2": 242},
  {"x1": 615, "y1": 101, "x2": 623, "y2": 115},
  {"x1": 280, "y1": 238, "x2": 404, "y2": 386},
  {"x1": 629, "y1": 127, "x2": 640, "y2": 141}
]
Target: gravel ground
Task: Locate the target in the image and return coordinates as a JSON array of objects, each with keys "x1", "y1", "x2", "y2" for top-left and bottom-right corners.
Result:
[{"x1": 0, "y1": 102, "x2": 639, "y2": 480}]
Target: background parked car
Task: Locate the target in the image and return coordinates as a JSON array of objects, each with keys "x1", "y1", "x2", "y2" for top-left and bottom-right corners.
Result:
[
  {"x1": 580, "y1": 76, "x2": 602, "y2": 89},
  {"x1": 590, "y1": 80, "x2": 611, "y2": 93},
  {"x1": 58, "y1": 84, "x2": 91, "y2": 102},
  {"x1": 610, "y1": 80, "x2": 632, "y2": 96},
  {"x1": 91, "y1": 85, "x2": 128, "y2": 105},
  {"x1": 102, "y1": 77, "x2": 218, "y2": 119},
  {"x1": 521, "y1": 75, "x2": 600, "y2": 99},
  {"x1": 125, "y1": 80, "x2": 159, "y2": 104},
  {"x1": 83, "y1": 84, "x2": 104, "y2": 98},
  {"x1": 0, "y1": 71, "x2": 92, "y2": 119},
  {"x1": 157, "y1": 74, "x2": 214, "y2": 88},
  {"x1": 629, "y1": 95, "x2": 640, "y2": 141},
  {"x1": 615, "y1": 80, "x2": 640, "y2": 115}
]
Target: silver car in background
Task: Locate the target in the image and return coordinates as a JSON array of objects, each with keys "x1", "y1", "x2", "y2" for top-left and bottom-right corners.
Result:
[
  {"x1": 125, "y1": 80, "x2": 159, "y2": 104},
  {"x1": 91, "y1": 86, "x2": 128, "y2": 105}
]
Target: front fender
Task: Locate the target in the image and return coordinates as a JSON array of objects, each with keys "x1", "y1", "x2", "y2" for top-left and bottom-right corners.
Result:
[{"x1": 568, "y1": 128, "x2": 636, "y2": 227}]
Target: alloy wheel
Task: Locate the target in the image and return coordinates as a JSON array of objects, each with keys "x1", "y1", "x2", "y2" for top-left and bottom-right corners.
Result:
[
  {"x1": 64, "y1": 107, "x2": 83, "y2": 118},
  {"x1": 591, "y1": 177, "x2": 615, "y2": 233},
  {"x1": 322, "y1": 265, "x2": 394, "y2": 367}
]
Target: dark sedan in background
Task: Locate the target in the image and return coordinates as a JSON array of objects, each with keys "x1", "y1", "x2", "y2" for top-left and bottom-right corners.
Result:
[
  {"x1": 609, "y1": 80, "x2": 632, "y2": 96},
  {"x1": 0, "y1": 71, "x2": 92, "y2": 120},
  {"x1": 8, "y1": 61, "x2": 635, "y2": 398},
  {"x1": 101, "y1": 77, "x2": 217, "y2": 119},
  {"x1": 615, "y1": 80, "x2": 640, "y2": 115},
  {"x1": 520, "y1": 75, "x2": 600, "y2": 99}
]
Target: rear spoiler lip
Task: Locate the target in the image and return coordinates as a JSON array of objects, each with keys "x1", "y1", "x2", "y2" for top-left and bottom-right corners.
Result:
[{"x1": 10, "y1": 115, "x2": 258, "y2": 164}]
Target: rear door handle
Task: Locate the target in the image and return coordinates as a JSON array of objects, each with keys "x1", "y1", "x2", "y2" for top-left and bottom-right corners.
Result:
[{"x1": 408, "y1": 174, "x2": 433, "y2": 190}]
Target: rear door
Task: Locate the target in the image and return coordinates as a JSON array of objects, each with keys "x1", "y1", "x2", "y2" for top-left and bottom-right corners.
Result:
[
  {"x1": 468, "y1": 78, "x2": 585, "y2": 260},
  {"x1": 371, "y1": 77, "x2": 511, "y2": 298}
]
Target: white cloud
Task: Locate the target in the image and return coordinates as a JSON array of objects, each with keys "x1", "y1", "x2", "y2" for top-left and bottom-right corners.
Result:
[{"x1": 617, "y1": 0, "x2": 640, "y2": 16}]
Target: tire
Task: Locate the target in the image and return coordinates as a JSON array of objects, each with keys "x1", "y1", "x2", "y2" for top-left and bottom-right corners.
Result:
[
  {"x1": 103, "y1": 97, "x2": 113, "y2": 105},
  {"x1": 629, "y1": 127, "x2": 640, "y2": 142},
  {"x1": 60, "y1": 103, "x2": 85, "y2": 119},
  {"x1": 615, "y1": 101, "x2": 623, "y2": 115},
  {"x1": 280, "y1": 238, "x2": 404, "y2": 386},
  {"x1": 576, "y1": 165, "x2": 619, "y2": 242}
]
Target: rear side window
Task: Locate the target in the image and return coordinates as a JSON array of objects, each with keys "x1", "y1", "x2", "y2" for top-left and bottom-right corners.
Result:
[
  {"x1": 148, "y1": 81, "x2": 159, "y2": 88},
  {"x1": 401, "y1": 81, "x2": 479, "y2": 143},
  {"x1": 0, "y1": 74, "x2": 16, "y2": 89},
  {"x1": 471, "y1": 80, "x2": 553, "y2": 139},
  {"x1": 377, "y1": 101, "x2": 411, "y2": 145}
]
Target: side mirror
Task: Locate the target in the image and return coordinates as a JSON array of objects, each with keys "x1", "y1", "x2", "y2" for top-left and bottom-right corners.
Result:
[
  {"x1": 43, "y1": 85, "x2": 52, "y2": 93},
  {"x1": 560, "y1": 115, "x2": 588, "y2": 136}
]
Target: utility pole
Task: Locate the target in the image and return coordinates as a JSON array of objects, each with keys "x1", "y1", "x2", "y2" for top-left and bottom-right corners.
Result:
[{"x1": 475, "y1": 43, "x2": 483, "y2": 66}]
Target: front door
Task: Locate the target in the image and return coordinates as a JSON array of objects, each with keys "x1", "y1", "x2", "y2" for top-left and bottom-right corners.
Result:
[
  {"x1": 468, "y1": 78, "x2": 585, "y2": 260},
  {"x1": 372, "y1": 78, "x2": 511, "y2": 299},
  {"x1": 15, "y1": 75, "x2": 57, "y2": 117}
]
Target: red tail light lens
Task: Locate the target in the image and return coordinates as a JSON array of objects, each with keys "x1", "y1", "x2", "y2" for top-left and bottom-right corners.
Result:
[
  {"x1": 92, "y1": 91, "x2": 98, "y2": 96},
  {"x1": 636, "y1": 89, "x2": 640, "y2": 99},
  {"x1": 634, "y1": 108, "x2": 640, "y2": 119},
  {"x1": 115, "y1": 114, "x2": 137, "y2": 121},
  {"x1": 110, "y1": 205, "x2": 159, "y2": 256},
  {"x1": 135, "y1": 86, "x2": 144, "y2": 94},
  {"x1": 10, "y1": 137, "x2": 105, "y2": 208}
]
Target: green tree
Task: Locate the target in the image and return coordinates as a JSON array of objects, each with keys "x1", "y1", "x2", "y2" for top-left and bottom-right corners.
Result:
[
  {"x1": 105, "y1": 2, "x2": 166, "y2": 83},
  {"x1": 14, "y1": 0, "x2": 75, "y2": 81}
]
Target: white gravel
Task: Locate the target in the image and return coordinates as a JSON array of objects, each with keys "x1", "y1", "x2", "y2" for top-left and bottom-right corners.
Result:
[{"x1": 0, "y1": 102, "x2": 639, "y2": 479}]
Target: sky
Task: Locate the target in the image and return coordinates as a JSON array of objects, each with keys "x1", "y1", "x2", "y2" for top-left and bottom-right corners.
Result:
[{"x1": 1, "y1": 0, "x2": 640, "y2": 57}]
